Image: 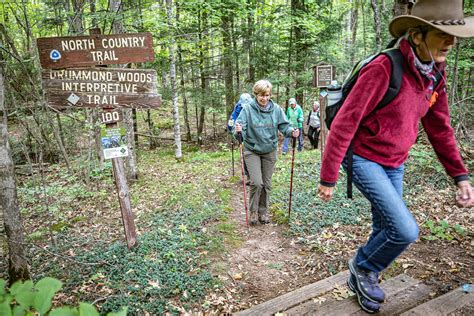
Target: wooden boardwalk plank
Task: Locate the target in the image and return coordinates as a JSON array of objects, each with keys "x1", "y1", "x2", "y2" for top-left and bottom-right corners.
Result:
[
  {"x1": 235, "y1": 270, "x2": 349, "y2": 316},
  {"x1": 287, "y1": 274, "x2": 424, "y2": 315},
  {"x1": 357, "y1": 281, "x2": 432, "y2": 316},
  {"x1": 401, "y1": 286, "x2": 474, "y2": 316}
]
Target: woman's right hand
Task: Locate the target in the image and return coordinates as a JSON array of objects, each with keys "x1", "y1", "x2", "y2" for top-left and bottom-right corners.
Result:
[
  {"x1": 235, "y1": 123, "x2": 242, "y2": 133},
  {"x1": 456, "y1": 180, "x2": 473, "y2": 207},
  {"x1": 317, "y1": 184, "x2": 334, "y2": 202}
]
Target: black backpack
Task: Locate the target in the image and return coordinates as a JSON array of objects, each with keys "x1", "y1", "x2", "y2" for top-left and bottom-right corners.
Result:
[{"x1": 324, "y1": 48, "x2": 442, "y2": 198}]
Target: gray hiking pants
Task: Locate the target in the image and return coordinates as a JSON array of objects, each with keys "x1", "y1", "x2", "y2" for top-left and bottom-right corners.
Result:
[{"x1": 244, "y1": 149, "x2": 277, "y2": 216}]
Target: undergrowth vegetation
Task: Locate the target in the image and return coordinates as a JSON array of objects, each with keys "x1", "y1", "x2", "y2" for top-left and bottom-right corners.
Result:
[
  {"x1": 271, "y1": 150, "x2": 370, "y2": 238},
  {"x1": 10, "y1": 140, "x2": 470, "y2": 313}
]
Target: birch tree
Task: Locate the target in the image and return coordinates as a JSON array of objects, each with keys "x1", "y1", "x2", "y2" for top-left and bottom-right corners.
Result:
[
  {"x1": 110, "y1": 0, "x2": 138, "y2": 180},
  {"x1": 165, "y1": 0, "x2": 182, "y2": 159}
]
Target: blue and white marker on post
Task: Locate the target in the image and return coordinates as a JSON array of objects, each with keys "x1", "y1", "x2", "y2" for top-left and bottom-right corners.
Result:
[{"x1": 50, "y1": 49, "x2": 61, "y2": 62}]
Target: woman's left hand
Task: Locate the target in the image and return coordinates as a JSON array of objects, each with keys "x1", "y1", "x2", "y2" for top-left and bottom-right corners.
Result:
[
  {"x1": 292, "y1": 128, "x2": 300, "y2": 138},
  {"x1": 456, "y1": 180, "x2": 473, "y2": 207}
]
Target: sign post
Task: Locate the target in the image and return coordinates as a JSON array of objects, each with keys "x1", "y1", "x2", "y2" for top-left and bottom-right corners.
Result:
[
  {"x1": 313, "y1": 63, "x2": 335, "y2": 160},
  {"x1": 38, "y1": 30, "x2": 160, "y2": 249}
]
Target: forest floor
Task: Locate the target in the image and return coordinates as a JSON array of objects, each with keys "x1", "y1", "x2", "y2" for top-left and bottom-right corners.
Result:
[{"x1": 5, "y1": 138, "x2": 473, "y2": 314}]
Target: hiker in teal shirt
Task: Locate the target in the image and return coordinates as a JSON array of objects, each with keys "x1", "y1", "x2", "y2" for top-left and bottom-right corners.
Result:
[
  {"x1": 234, "y1": 80, "x2": 299, "y2": 225},
  {"x1": 282, "y1": 98, "x2": 304, "y2": 154}
]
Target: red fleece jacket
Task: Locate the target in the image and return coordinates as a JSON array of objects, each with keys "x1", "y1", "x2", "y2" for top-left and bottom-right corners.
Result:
[{"x1": 320, "y1": 39, "x2": 468, "y2": 185}]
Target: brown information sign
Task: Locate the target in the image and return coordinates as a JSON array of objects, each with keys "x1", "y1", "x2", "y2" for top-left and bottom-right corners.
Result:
[
  {"x1": 314, "y1": 64, "x2": 335, "y2": 88},
  {"x1": 42, "y1": 68, "x2": 161, "y2": 109},
  {"x1": 37, "y1": 32, "x2": 154, "y2": 69}
]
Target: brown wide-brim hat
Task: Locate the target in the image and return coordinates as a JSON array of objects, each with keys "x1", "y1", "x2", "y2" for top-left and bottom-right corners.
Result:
[{"x1": 389, "y1": 0, "x2": 474, "y2": 38}]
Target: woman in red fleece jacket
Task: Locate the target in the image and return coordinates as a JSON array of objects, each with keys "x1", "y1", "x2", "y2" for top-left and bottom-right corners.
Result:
[{"x1": 317, "y1": 0, "x2": 473, "y2": 313}]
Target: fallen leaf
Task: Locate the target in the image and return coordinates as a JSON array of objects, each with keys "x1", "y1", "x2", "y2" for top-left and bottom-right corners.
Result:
[
  {"x1": 313, "y1": 297, "x2": 327, "y2": 305},
  {"x1": 233, "y1": 273, "x2": 243, "y2": 280},
  {"x1": 148, "y1": 280, "x2": 160, "y2": 288}
]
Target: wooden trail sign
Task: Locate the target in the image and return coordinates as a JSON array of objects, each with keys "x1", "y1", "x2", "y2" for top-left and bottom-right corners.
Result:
[
  {"x1": 42, "y1": 68, "x2": 161, "y2": 109},
  {"x1": 37, "y1": 32, "x2": 154, "y2": 69},
  {"x1": 313, "y1": 64, "x2": 335, "y2": 88}
]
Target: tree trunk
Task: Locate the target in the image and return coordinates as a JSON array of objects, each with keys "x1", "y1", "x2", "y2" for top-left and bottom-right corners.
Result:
[
  {"x1": 0, "y1": 62, "x2": 31, "y2": 283},
  {"x1": 90, "y1": 0, "x2": 98, "y2": 28},
  {"x1": 177, "y1": 46, "x2": 191, "y2": 142},
  {"x1": 166, "y1": 0, "x2": 182, "y2": 159},
  {"x1": 370, "y1": 0, "x2": 382, "y2": 52},
  {"x1": 176, "y1": 2, "x2": 191, "y2": 142},
  {"x1": 44, "y1": 109, "x2": 71, "y2": 171},
  {"x1": 292, "y1": 0, "x2": 308, "y2": 105},
  {"x1": 197, "y1": 7, "x2": 208, "y2": 145},
  {"x1": 231, "y1": 17, "x2": 240, "y2": 94},
  {"x1": 362, "y1": 0, "x2": 367, "y2": 55},
  {"x1": 349, "y1": 0, "x2": 359, "y2": 65},
  {"x1": 132, "y1": 109, "x2": 138, "y2": 144},
  {"x1": 286, "y1": 23, "x2": 293, "y2": 102},
  {"x1": 246, "y1": 0, "x2": 255, "y2": 84},
  {"x1": 392, "y1": 0, "x2": 411, "y2": 17},
  {"x1": 110, "y1": 0, "x2": 138, "y2": 181},
  {"x1": 221, "y1": 7, "x2": 234, "y2": 118},
  {"x1": 145, "y1": 109, "x2": 158, "y2": 149},
  {"x1": 449, "y1": 42, "x2": 460, "y2": 105},
  {"x1": 69, "y1": 0, "x2": 85, "y2": 34},
  {"x1": 20, "y1": 0, "x2": 33, "y2": 52},
  {"x1": 88, "y1": 2, "x2": 103, "y2": 165}
]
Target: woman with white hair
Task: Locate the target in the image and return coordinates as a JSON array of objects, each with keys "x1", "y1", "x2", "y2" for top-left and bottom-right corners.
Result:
[{"x1": 317, "y1": 0, "x2": 473, "y2": 313}]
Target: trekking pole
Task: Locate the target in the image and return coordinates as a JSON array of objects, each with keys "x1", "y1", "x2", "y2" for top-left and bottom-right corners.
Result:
[
  {"x1": 231, "y1": 138, "x2": 235, "y2": 177},
  {"x1": 237, "y1": 132, "x2": 249, "y2": 226},
  {"x1": 288, "y1": 135, "x2": 297, "y2": 219}
]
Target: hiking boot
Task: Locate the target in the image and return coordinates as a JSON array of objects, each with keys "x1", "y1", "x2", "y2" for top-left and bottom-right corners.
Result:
[
  {"x1": 348, "y1": 257, "x2": 385, "y2": 303},
  {"x1": 249, "y1": 212, "x2": 258, "y2": 226},
  {"x1": 258, "y1": 213, "x2": 270, "y2": 224},
  {"x1": 347, "y1": 275, "x2": 381, "y2": 314}
]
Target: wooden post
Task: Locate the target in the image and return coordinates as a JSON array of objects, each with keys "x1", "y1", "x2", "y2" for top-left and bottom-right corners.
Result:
[
  {"x1": 90, "y1": 28, "x2": 137, "y2": 249},
  {"x1": 111, "y1": 143, "x2": 137, "y2": 248}
]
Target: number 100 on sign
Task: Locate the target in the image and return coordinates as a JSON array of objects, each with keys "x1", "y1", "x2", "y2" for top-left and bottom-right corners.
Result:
[{"x1": 100, "y1": 110, "x2": 122, "y2": 124}]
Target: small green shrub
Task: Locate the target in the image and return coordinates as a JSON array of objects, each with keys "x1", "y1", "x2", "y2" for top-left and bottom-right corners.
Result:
[
  {"x1": 422, "y1": 219, "x2": 467, "y2": 241},
  {"x1": 0, "y1": 277, "x2": 127, "y2": 316}
]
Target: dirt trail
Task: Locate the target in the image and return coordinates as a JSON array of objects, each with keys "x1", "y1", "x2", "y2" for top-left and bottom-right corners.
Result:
[{"x1": 214, "y1": 183, "x2": 317, "y2": 312}]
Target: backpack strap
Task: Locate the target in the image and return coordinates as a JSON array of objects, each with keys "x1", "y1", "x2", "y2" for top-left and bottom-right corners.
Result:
[
  {"x1": 347, "y1": 143, "x2": 353, "y2": 199},
  {"x1": 375, "y1": 49, "x2": 404, "y2": 111},
  {"x1": 346, "y1": 48, "x2": 403, "y2": 199},
  {"x1": 433, "y1": 70, "x2": 443, "y2": 90}
]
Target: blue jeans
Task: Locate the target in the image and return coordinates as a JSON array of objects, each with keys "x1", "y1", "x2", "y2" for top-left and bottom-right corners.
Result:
[
  {"x1": 282, "y1": 128, "x2": 304, "y2": 153},
  {"x1": 343, "y1": 154, "x2": 419, "y2": 273}
]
